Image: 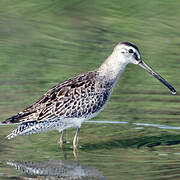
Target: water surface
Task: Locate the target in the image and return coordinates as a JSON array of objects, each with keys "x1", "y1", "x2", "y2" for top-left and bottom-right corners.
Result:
[{"x1": 0, "y1": 0, "x2": 180, "y2": 179}]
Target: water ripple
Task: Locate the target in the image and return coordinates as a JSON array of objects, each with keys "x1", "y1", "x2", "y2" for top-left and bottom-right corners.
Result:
[
  {"x1": 85, "y1": 120, "x2": 180, "y2": 130},
  {"x1": 133, "y1": 123, "x2": 180, "y2": 130}
]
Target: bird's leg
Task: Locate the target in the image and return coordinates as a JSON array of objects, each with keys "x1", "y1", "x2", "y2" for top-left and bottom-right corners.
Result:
[
  {"x1": 73, "y1": 127, "x2": 80, "y2": 151},
  {"x1": 59, "y1": 130, "x2": 66, "y2": 146}
]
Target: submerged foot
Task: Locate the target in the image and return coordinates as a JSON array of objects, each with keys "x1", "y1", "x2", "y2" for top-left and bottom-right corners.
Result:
[
  {"x1": 71, "y1": 145, "x2": 82, "y2": 150},
  {"x1": 58, "y1": 140, "x2": 70, "y2": 148}
]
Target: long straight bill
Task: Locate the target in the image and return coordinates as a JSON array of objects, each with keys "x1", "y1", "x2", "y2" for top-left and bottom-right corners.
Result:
[{"x1": 138, "y1": 60, "x2": 176, "y2": 95}]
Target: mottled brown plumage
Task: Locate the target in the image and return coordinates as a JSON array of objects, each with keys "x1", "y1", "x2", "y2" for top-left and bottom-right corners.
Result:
[
  {"x1": 4, "y1": 71, "x2": 111, "y2": 124},
  {"x1": 3, "y1": 70, "x2": 114, "y2": 140}
]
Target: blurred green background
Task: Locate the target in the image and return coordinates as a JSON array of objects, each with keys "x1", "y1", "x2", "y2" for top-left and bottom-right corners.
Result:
[{"x1": 0, "y1": 0, "x2": 180, "y2": 179}]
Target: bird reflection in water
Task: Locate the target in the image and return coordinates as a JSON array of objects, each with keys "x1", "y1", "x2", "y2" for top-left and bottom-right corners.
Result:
[{"x1": 7, "y1": 158, "x2": 106, "y2": 180}]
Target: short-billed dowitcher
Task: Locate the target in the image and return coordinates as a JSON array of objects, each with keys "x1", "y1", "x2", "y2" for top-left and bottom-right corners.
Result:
[{"x1": 1, "y1": 42, "x2": 176, "y2": 150}]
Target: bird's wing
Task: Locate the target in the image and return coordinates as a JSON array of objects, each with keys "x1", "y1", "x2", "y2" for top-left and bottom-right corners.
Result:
[{"x1": 2, "y1": 70, "x2": 107, "y2": 124}]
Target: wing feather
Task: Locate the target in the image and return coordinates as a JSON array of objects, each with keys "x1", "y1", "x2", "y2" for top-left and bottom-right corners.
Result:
[{"x1": 2, "y1": 70, "x2": 110, "y2": 124}]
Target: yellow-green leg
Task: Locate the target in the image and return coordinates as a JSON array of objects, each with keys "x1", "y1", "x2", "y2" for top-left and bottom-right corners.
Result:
[{"x1": 73, "y1": 127, "x2": 80, "y2": 151}]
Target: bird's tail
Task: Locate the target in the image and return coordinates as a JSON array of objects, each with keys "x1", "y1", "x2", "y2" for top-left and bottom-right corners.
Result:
[
  {"x1": 6, "y1": 120, "x2": 38, "y2": 139},
  {"x1": 6, "y1": 119, "x2": 65, "y2": 139},
  {"x1": 1, "y1": 111, "x2": 33, "y2": 125}
]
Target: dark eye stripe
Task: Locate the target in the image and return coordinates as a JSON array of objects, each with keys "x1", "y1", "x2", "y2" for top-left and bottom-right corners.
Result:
[{"x1": 133, "y1": 52, "x2": 139, "y2": 60}]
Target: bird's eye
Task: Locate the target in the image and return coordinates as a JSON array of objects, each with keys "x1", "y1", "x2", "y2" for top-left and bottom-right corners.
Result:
[{"x1": 128, "y1": 49, "x2": 133, "y2": 53}]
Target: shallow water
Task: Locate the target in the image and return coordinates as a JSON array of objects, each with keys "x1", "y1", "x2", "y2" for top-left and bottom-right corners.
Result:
[{"x1": 0, "y1": 0, "x2": 180, "y2": 179}]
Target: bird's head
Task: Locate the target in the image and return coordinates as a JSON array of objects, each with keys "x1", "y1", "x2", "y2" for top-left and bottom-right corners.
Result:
[
  {"x1": 113, "y1": 41, "x2": 176, "y2": 95},
  {"x1": 113, "y1": 42, "x2": 141, "y2": 65}
]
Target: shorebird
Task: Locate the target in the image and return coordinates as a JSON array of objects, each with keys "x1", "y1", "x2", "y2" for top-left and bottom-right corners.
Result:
[{"x1": 1, "y1": 42, "x2": 176, "y2": 150}]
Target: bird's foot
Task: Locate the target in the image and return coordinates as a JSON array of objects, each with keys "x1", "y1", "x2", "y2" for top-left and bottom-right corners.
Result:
[
  {"x1": 58, "y1": 140, "x2": 70, "y2": 148},
  {"x1": 58, "y1": 140, "x2": 70, "y2": 144}
]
